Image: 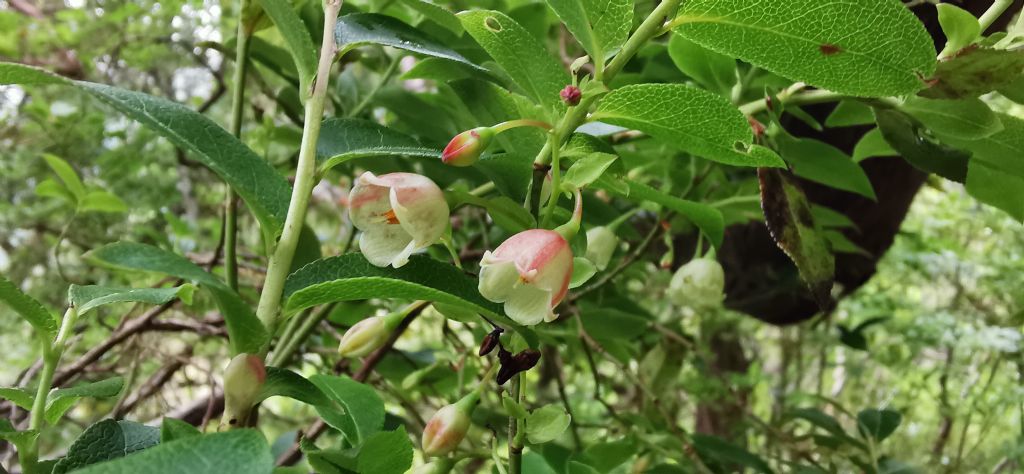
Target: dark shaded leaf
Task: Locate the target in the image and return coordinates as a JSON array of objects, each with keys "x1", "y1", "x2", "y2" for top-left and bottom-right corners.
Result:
[{"x1": 873, "y1": 108, "x2": 969, "y2": 182}]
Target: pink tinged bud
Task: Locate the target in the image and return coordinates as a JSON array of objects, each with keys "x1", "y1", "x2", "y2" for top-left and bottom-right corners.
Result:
[
  {"x1": 667, "y1": 258, "x2": 726, "y2": 309},
  {"x1": 442, "y1": 127, "x2": 494, "y2": 167},
  {"x1": 478, "y1": 229, "x2": 573, "y2": 326},
  {"x1": 222, "y1": 354, "x2": 266, "y2": 426},
  {"x1": 560, "y1": 85, "x2": 581, "y2": 106},
  {"x1": 585, "y1": 226, "x2": 617, "y2": 271},
  {"x1": 338, "y1": 316, "x2": 390, "y2": 358},
  {"x1": 421, "y1": 400, "x2": 473, "y2": 457},
  {"x1": 349, "y1": 172, "x2": 450, "y2": 268}
]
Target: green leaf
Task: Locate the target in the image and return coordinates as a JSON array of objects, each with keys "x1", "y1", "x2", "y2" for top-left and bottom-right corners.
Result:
[
  {"x1": 0, "y1": 62, "x2": 291, "y2": 239},
  {"x1": 920, "y1": 47, "x2": 1024, "y2": 99},
  {"x1": 255, "y1": 0, "x2": 317, "y2": 97},
  {"x1": 486, "y1": 196, "x2": 537, "y2": 233},
  {"x1": 824, "y1": 230, "x2": 870, "y2": 257},
  {"x1": 811, "y1": 205, "x2": 857, "y2": 229},
  {"x1": 71, "y1": 429, "x2": 272, "y2": 474},
  {"x1": 316, "y1": 118, "x2": 440, "y2": 173},
  {"x1": 900, "y1": 96, "x2": 1002, "y2": 140},
  {"x1": 852, "y1": 127, "x2": 896, "y2": 162},
  {"x1": 0, "y1": 274, "x2": 57, "y2": 337},
  {"x1": 526, "y1": 404, "x2": 571, "y2": 444},
  {"x1": 873, "y1": 108, "x2": 969, "y2": 182},
  {"x1": 569, "y1": 257, "x2": 597, "y2": 289},
  {"x1": 405, "y1": 0, "x2": 462, "y2": 34},
  {"x1": 458, "y1": 10, "x2": 571, "y2": 110},
  {"x1": 79, "y1": 190, "x2": 129, "y2": 213},
  {"x1": 562, "y1": 153, "x2": 618, "y2": 191},
  {"x1": 545, "y1": 0, "x2": 632, "y2": 61},
  {"x1": 778, "y1": 137, "x2": 876, "y2": 200},
  {"x1": 46, "y1": 377, "x2": 124, "y2": 425},
  {"x1": 673, "y1": 0, "x2": 935, "y2": 97},
  {"x1": 963, "y1": 160, "x2": 1024, "y2": 221},
  {"x1": 35, "y1": 178, "x2": 76, "y2": 204},
  {"x1": 591, "y1": 84, "x2": 786, "y2": 168},
  {"x1": 0, "y1": 419, "x2": 38, "y2": 454},
  {"x1": 86, "y1": 242, "x2": 268, "y2": 354},
  {"x1": 937, "y1": 4, "x2": 980, "y2": 58},
  {"x1": 788, "y1": 408, "x2": 846, "y2": 437},
  {"x1": 69, "y1": 284, "x2": 194, "y2": 316},
  {"x1": 283, "y1": 254, "x2": 512, "y2": 325},
  {"x1": 581, "y1": 308, "x2": 649, "y2": 342},
  {"x1": 503, "y1": 395, "x2": 530, "y2": 419},
  {"x1": 356, "y1": 427, "x2": 414, "y2": 474},
  {"x1": 52, "y1": 419, "x2": 160, "y2": 474},
  {"x1": 758, "y1": 168, "x2": 834, "y2": 310},
  {"x1": 400, "y1": 57, "x2": 486, "y2": 83},
  {"x1": 692, "y1": 434, "x2": 773, "y2": 474},
  {"x1": 257, "y1": 366, "x2": 330, "y2": 406},
  {"x1": 160, "y1": 417, "x2": 200, "y2": 443},
  {"x1": 597, "y1": 180, "x2": 724, "y2": 248},
  {"x1": 42, "y1": 153, "x2": 86, "y2": 201},
  {"x1": 668, "y1": 34, "x2": 736, "y2": 95},
  {"x1": 878, "y1": 458, "x2": 924, "y2": 474},
  {"x1": 580, "y1": 439, "x2": 636, "y2": 473},
  {"x1": 336, "y1": 13, "x2": 482, "y2": 70},
  {"x1": 824, "y1": 101, "x2": 875, "y2": 128},
  {"x1": 309, "y1": 374, "x2": 385, "y2": 446},
  {"x1": 940, "y1": 113, "x2": 1024, "y2": 220},
  {"x1": 0, "y1": 387, "x2": 34, "y2": 410},
  {"x1": 857, "y1": 409, "x2": 902, "y2": 442}
]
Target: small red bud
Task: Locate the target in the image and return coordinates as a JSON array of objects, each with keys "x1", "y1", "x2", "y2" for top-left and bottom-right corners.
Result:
[
  {"x1": 442, "y1": 127, "x2": 494, "y2": 167},
  {"x1": 560, "y1": 85, "x2": 581, "y2": 106}
]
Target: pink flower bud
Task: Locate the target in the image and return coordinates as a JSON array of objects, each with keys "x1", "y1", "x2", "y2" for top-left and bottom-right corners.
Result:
[
  {"x1": 667, "y1": 257, "x2": 725, "y2": 309},
  {"x1": 421, "y1": 396, "x2": 475, "y2": 457},
  {"x1": 478, "y1": 229, "x2": 573, "y2": 326},
  {"x1": 222, "y1": 353, "x2": 266, "y2": 427},
  {"x1": 560, "y1": 85, "x2": 581, "y2": 106},
  {"x1": 338, "y1": 315, "x2": 390, "y2": 358},
  {"x1": 349, "y1": 172, "x2": 450, "y2": 268},
  {"x1": 442, "y1": 127, "x2": 494, "y2": 167}
]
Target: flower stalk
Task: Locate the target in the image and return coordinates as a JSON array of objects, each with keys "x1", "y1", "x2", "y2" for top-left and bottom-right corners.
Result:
[{"x1": 22, "y1": 306, "x2": 79, "y2": 473}]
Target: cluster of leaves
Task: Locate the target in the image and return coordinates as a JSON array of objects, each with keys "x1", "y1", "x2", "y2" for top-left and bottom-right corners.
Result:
[{"x1": 0, "y1": 0, "x2": 1022, "y2": 473}]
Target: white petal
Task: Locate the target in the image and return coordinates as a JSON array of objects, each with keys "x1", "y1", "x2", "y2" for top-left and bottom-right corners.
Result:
[
  {"x1": 504, "y1": 284, "x2": 553, "y2": 326},
  {"x1": 359, "y1": 228, "x2": 414, "y2": 268},
  {"x1": 391, "y1": 186, "x2": 448, "y2": 247},
  {"x1": 478, "y1": 256, "x2": 520, "y2": 303},
  {"x1": 389, "y1": 239, "x2": 420, "y2": 268},
  {"x1": 349, "y1": 173, "x2": 392, "y2": 233}
]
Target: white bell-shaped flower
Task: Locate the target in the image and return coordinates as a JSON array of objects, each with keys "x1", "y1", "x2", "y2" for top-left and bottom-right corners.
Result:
[
  {"x1": 478, "y1": 229, "x2": 573, "y2": 326},
  {"x1": 349, "y1": 172, "x2": 449, "y2": 268},
  {"x1": 667, "y1": 257, "x2": 726, "y2": 309}
]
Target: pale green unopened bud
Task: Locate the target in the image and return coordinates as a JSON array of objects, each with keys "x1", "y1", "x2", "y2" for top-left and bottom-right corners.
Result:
[
  {"x1": 338, "y1": 316, "x2": 390, "y2": 358},
  {"x1": 421, "y1": 391, "x2": 479, "y2": 457},
  {"x1": 413, "y1": 458, "x2": 455, "y2": 474},
  {"x1": 667, "y1": 258, "x2": 725, "y2": 309},
  {"x1": 222, "y1": 353, "x2": 266, "y2": 427},
  {"x1": 585, "y1": 226, "x2": 618, "y2": 271}
]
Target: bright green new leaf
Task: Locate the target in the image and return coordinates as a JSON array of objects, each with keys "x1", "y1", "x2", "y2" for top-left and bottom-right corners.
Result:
[
  {"x1": 459, "y1": 10, "x2": 571, "y2": 110},
  {"x1": 336, "y1": 13, "x2": 482, "y2": 70},
  {"x1": 0, "y1": 62, "x2": 291, "y2": 239},
  {"x1": 316, "y1": 118, "x2": 440, "y2": 173},
  {"x1": 310, "y1": 374, "x2": 385, "y2": 446},
  {"x1": 35, "y1": 178, "x2": 76, "y2": 204},
  {"x1": 42, "y1": 153, "x2": 86, "y2": 201},
  {"x1": 900, "y1": 96, "x2": 1002, "y2": 140},
  {"x1": 86, "y1": 242, "x2": 268, "y2": 354},
  {"x1": 46, "y1": 377, "x2": 125, "y2": 425},
  {"x1": 356, "y1": 427, "x2": 414, "y2": 474},
  {"x1": 69, "y1": 284, "x2": 194, "y2": 316},
  {"x1": 937, "y1": 4, "x2": 980, "y2": 58},
  {"x1": 526, "y1": 404, "x2": 571, "y2": 444},
  {"x1": 778, "y1": 137, "x2": 876, "y2": 200},
  {"x1": 545, "y1": 0, "x2": 632, "y2": 62},
  {"x1": 562, "y1": 152, "x2": 618, "y2": 191},
  {"x1": 79, "y1": 190, "x2": 129, "y2": 213},
  {"x1": 256, "y1": 366, "x2": 330, "y2": 406},
  {"x1": 0, "y1": 387, "x2": 34, "y2": 410},
  {"x1": 668, "y1": 34, "x2": 735, "y2": 95},
  {"x1": 592, "y1": 84, "x2": 786, "y2": 168},
  {"x1": 255, "y1": 0, "x2": 317, "y2": 97},
  {"x1": 673, "y1": 0, "x2": 936, "y2": 97},
  {"x1": 71, "y1": 429, "x2": 272, "y2": 474},
  {"x1": 0, "y1": 274, "x2": 58, "y2": 337}
]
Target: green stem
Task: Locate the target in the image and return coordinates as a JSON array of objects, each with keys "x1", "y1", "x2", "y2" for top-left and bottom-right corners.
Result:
[
  {"x1": 255, "y1": 0, "x2": 344, "y2": 346},
  {"x1": 540, "y1": 132, "x2": 563, "y2": 227},
  {"x1": 23, "y1": 307, "x2": 79, "y2": 473},
  {"x1": 978, "y1": 0, "x2": 1014, "y2": 32},
  {"x1": 738, "y1": 89, "x2": 847, "y2": 116},
  {"x1": 224, "y1": 0, "x2": 252, "y2": 291},
  {"x1": 507, "y1": 374, "x2": 523, "y2": 474},
  {"x1": 492, "y1": 119, "x2": 553, "y2": 133},
  {"x1": 269, "y1": 304, "x2": 335, "y2": 367}
]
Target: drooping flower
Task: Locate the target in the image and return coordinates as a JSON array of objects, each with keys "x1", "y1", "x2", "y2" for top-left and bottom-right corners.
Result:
[
  {"x1": 349, "y1": 172, "x2": 449, "y2": 268},
  {"x1": 478, "y1": 229, "x2": 573, "y2": 325},
  {"x1": 585, "y1": 226, "x2": 617, "y2": 271},
  {"x1": 442, "y1": 127, "x2": 494, "y2": 167},
  {"x1": 667, "y1": 257, "x2": 726, "y2": 309}
]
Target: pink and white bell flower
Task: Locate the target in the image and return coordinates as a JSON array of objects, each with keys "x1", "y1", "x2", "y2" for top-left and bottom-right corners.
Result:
[
  {"x1": 478, "y1": 229, "x2": 573, "y2": 326},
  {"x1": 349, "y1": 172, "x2": 449, "y2": 268}
]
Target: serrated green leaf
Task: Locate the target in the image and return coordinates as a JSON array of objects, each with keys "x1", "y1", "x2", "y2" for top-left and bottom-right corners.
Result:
[
  {"x1": 900, "y1": 96, "x2": 1002, "y2": 140},
  {"x1": 0, "y1": 274, "x2": 57, "y2": 337},
  {"x1": 673, "y1": 0, "x2": 935, "y2": 97},
  {"x1": 545, "y1": 0, "x2": 632, "y2": 61},
  {"x1": 283, "y1": 254, "x2": 512, "y2": 325},
  {"x1": 336, "y1": 13, "x2": 482, "y2": 70},
  {"x1": 596, "y1": 180, "x2": 724, "y2": 248},
  {"x1": 79, "y1": 190, "x2": 129, "y2": 213},
  {"x1": 0, "y1": 62, "x2": 291, "y2": 239},
  {"x1": 42, "y1": 153, "x2": 86, "y2": 200},
  {"x1": 459, "y1": 10, "x2": 570, "y2": 110},
  {"x1": 255, "y1": 0, "x2": 317, "y2": 97},
  {"x1": 592, "y1": 84, "x2": 785, "y2": 168},
  {"x1": 69, "y1": 284, "x2": 194, "y2": 315},
  {"x1": 526, "y1": 404, "x2": 571, "y2": 444},
  {"x1": 52, "y1": 419, "x2": 160, "y2": 474},
  {"x1": 857, "y1": 409, "x2": 902, "y2": 442},
  {"x1": 310, "y1": 374, "x2": 385, "y2": 446},
  {"x1": 356, "y1": 427, "x2": 413, "y2": 474},
  {"x1": 920, "y1": 46, "x2": 1024, "y2": 99},
  {"x1": 160, "y1": 417, "x2": 200, "y2": 443},
  {"x1": 668, "y1": 34, "x2": 735, "y2": 95},
  {"x1": 778, "y1": 137, "x2": 876, "y2": 200},
  {"x1": 316, "y1": 118, "x2": 440, "y2": 173},
  {"x1": 562, "y1": 153, "x2": 618, "y2": 191},
  {"x1": 46, "y1": 377, "x2": 124, "y2": 425},
  {"x1": 257, "y1": 366, "x2": 330, "y2": 406},
  {"x1": 758, "y1": 168, "x2": 834, "y2": 309},
  {"x1": 937, "y1": 4, "x2": 980, "y2": 59},
  {"x1": 71, "y1": 429, "x2": 272, "y2": 474},
  {"x1": 873, "y1": 108, "x2": 969, "y2": 182},
  {"x1": 86, "y1": 242, "x2": 267, "y2": 354},
  {"x1": 0, "y1": 387, "x2": 34, "y2": 410}
]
